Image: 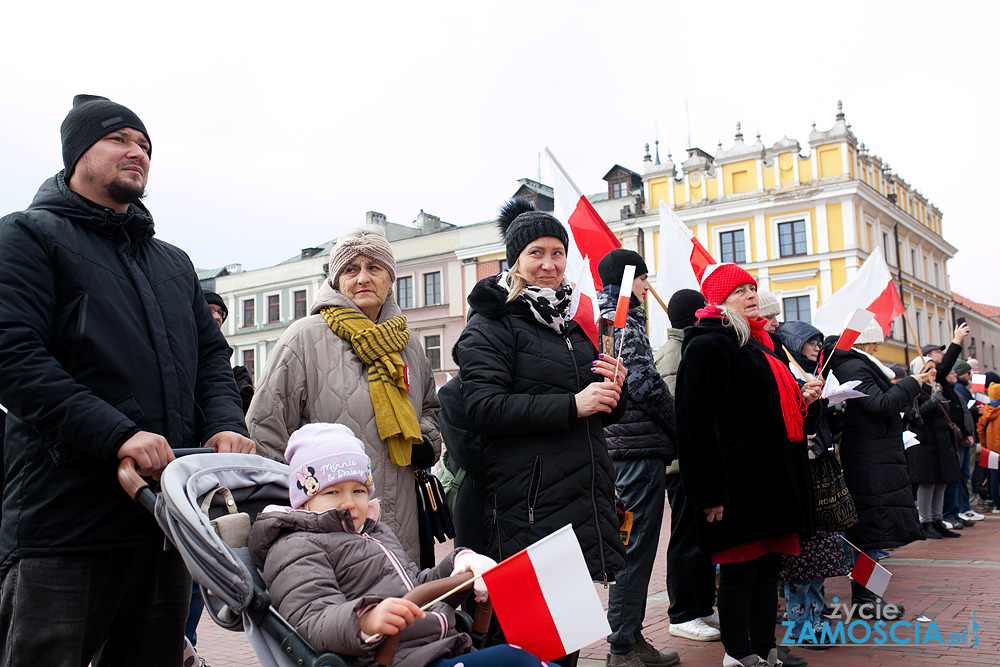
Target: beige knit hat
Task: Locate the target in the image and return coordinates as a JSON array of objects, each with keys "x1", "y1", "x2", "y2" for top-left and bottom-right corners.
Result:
[
  {"x1": 328, "y1": 224, "x2": 396, "y2": 286},
  {"x1": 757, "y1": 289, "x2": 780, "y2": 318},
  {"x1": 853, "y1": 319, "x2": 885, "y2": 346}
]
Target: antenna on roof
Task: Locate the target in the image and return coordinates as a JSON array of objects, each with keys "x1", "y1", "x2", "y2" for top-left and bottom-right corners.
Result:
[
  {"x1": 538, "y1": 151, "x2": 542, "y2": 182},
  {"x1": 685, "y1": 99, "x2": 692, "y2": 149},
  {"x1": 655, "y1": 123, "x2": 661, "y2": 165}
]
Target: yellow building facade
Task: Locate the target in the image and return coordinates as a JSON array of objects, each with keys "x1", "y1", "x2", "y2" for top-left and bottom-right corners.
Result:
[{"x1": 635, "y1": 103, "x2": 956, "y2": 365}]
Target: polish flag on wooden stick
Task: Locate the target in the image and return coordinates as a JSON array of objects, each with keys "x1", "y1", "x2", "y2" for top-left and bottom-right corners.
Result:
[
  {"x1": 850, "y1": 551, "x2": 892, "y2": 598},
  {"x1": 834, "y1": 309, "x2": 877, "y2": 351},
  {"x1": 814, "y1": 246, "x2": 904, "y2": 337},
  {"x1": 981, "y1": 449, "x2": 999, "y2": 470},
  {"x1": 482, "y1": 524, "x2": 610, "y2": 662},
  {"x1": 613, "y1": 265, "x2": 637, "y2": 328},
  {"x1": 971, "y1": 373, "x2": 987, "y2": 393},
  {"x1": 546, "y1": 148, "x2": 621, "y2": 290}
]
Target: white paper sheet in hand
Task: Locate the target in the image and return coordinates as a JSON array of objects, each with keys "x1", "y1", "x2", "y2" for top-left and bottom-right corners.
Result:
[
  {"x1": 821, "y1": 372, "x2": 867, "y2": 402},
  {"x1": 903, "y1": 430, "x2": 920, "y2": 449}
]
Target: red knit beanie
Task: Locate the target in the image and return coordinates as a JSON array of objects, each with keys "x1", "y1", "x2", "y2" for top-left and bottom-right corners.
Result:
[{"x1": 700, "y1": 263, "x2": 757, "y2": 306}]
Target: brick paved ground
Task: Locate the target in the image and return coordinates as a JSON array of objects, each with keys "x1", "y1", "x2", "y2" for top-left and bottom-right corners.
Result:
[{"x1": 194, "y1": 500, "x2": 1000, "y2": 666}]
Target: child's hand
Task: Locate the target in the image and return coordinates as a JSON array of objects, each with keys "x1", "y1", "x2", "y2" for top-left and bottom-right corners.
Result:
[{"x1": 360, "y1": 598, "x2": 425, "y2": 638}]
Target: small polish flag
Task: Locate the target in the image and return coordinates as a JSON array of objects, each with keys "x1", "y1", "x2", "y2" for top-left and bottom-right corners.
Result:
[
  {"x1": 834, "y1": 309, "x2": 877, "y2": 351},
  {"x1": 851, "y1": 551, "x2": 892, "y2": 598},
  {"x1": 971, "y1": 373, "x2": 987, "y2": 393},
  {"x1": 481, "y1": 524, "x2": 610, "y2": 662},
  {"x1": 569, "y1": 257, "x2": 600, "y2": 349},
  {"x1": 613, "y1": 265, "x2": 637, "y2": 328},
  {"x1": 980, "y1": 449, "x2": 1000, "y2": 470}
]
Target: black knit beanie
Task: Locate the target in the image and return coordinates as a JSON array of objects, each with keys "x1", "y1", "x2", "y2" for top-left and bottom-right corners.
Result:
[
  {"x1": 667, "y1": 288, "x2": 707, "y2": 329},
  {"x1": 61, "y1": 94, "x2": 151, "y2": 179},
  {"x1": 497, "y1": 198, "x2": 569, "y2": 267},
  {"x1": 203, "y1": 291, "x2": 228, "y2": 318},
  {"x1": 598, "y1": 248, "x2": 648, "y2": 288}
]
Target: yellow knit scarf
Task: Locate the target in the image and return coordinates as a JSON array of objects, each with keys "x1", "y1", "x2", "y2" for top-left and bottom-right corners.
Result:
[{"x1": 320, "y1": 306, "x2": 423, "y2": 466}]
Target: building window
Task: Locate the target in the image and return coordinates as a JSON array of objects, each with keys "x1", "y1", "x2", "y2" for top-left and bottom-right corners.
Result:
[
  {"x1": 267, "y1": 295, "x2": 280, "y2": 323},
  {"x1": 934, "y1": 262, "x2": 941, "y2": 288},
  {"x1": 294, "y1": 290, "x2": 307, "y2": 319},
  {"x1": 910, "y1": 249, "x2": 918, "y2": 277},
  {"x1": 242, "y1": 349, "x2": 255, "y2": 378},
  {"x1": 783, "y1": 296, "x2": 811, "y2": 323},
  {"x1": 719, "y1": 230, "x2": 746, "y2": 264},
  {"x1": 611, "y1": 180, "x2": 629, "y2": 199},
  {"x1": 425, "y1": 335, "x2": 442, "y2": 371},
  {"x1": 882, "y1": 232, "x2": 892, "y2": 264},
  {"x1": 397, "y1": 276, "x2": 414, "y2": 309},
  {"x1": 777, "y1": 220, "x2": 807, "y2": 257},
  {"x1": 242, "y1": 298, "x2": 255, "y2": 328},
  {"x1": 423, "y1": 272, "x2": 442, "y2": 306}
]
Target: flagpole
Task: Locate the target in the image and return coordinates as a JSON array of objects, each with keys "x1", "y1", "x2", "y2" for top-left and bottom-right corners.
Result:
[
  {"x1": 646, "y1": 285, "x2": 669, "y2": 314},
  {"x1": 363, "y1": 576, "x2": 481, "y2": 644},
  {"x1": 903, "y1": 311, "x2": 924, "y2": 365},
  {"x1": 782, "y1": 345, "x2": 812, "y2": 381}
]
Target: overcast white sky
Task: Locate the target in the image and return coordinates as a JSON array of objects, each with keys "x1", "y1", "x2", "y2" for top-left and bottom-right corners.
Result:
[{"x1": 1, "y1": 1, "x2": 994, "y2": 303}]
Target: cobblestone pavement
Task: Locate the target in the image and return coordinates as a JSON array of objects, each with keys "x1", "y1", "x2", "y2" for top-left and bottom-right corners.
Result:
[{"x1": 195, "y1": 498, "x2": 1000, "y2": 666}]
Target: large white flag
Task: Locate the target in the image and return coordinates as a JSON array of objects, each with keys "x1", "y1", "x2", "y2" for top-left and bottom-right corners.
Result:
[{"x1": 649, "y1": 201, "x2": 716, "y2": 347}]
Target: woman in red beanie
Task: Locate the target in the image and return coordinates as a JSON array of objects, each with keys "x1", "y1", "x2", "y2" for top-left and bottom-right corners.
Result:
[{"x1": 675, "y1": 264, "x2": 822, "y2": 667}]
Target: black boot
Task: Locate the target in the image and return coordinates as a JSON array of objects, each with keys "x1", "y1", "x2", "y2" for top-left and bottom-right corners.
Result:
[
  {"x1": 934, "y1": 520, "x2": 961, "y2": 538},
  {"x1": 921, "y1": 521, "x2": 943, "y2": 539}
]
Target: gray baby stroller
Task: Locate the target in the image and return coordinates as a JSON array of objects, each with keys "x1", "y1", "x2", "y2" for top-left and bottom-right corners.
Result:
[{"x1": 117, "y1": 452, "x2": 490, "y2": 667}]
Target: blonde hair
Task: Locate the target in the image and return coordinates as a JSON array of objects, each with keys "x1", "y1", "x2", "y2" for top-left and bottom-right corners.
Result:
[
  {"x1": 718, "y1": 305, "x2": 751, "y2": 347},
  {"x1": 505, "y1": 262, "x2": 530, "y2": 303}
]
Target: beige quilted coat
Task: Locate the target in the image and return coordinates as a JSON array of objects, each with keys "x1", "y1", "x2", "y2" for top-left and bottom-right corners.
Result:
[{"x1": 247, "y1": 279, "x2": 441, "y2": 560}]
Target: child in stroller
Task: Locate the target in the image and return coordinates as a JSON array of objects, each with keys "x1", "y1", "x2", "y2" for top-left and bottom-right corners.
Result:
[{"x1": 249, "y1": 423, "x2": 555, "y2": 667}]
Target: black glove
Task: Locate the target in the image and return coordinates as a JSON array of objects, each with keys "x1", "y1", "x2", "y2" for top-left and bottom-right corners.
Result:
[{"x1": 411, "y1": 436, "x2": 437, "y2": 469}]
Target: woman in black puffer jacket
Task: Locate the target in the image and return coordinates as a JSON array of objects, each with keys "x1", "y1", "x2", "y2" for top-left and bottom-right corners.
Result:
[{"x1": 454, "y1": 199, "x2": 627, "y2": 667}]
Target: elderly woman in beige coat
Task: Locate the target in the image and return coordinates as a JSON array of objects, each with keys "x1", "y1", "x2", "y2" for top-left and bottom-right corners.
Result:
[{"x1": 247, "y1": 225, "x2": 441, "y2": 561}]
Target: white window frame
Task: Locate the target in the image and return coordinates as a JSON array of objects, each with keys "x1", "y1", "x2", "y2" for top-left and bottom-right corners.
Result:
[
  {"x1": 770, "y1": 211, "x2": 814, "y2": 260},
  {"x1": 774, "y1": 286, "x2": 818, "y2": 324},
  {"x1": 396, "y1": 275, "x2": 415, "y2": 310},
  {"x1": 423, "y1": 332, "x2": 443, "y2": 371},
  {"x1": 713, "y1": 221, "x2": 751, "y2": 264}
]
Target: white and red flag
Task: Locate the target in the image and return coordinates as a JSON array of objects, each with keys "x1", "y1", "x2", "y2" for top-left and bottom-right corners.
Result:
[
  {"x1": 850, "y1": 551, "x2": 892, "y2": 598},
  {"x1": 980, "y1": 449, "x2": 999, "y2": 470},
  {"x1": 613, "y1": 264, "x2": 637, "y2": 328},
  {"x1": 814, "y1": 246, "x2": 904, "y2": 337},
  {"x1": 568, "y1": 257, "x2": 600, "y2": 349},
  {"x1": 649, "y1": 200, "x2": 717, "y2": 347},
  {"x1": 833, "y1": 309, "x2": 876, "y2": 351},
  {"x1": 481, "y1": 524, "x2": 610, "y2": 662},
  {"x1": 546, "y1": 148, "x2": 621, "y2": 291},
  {"x1": 971, "y1": 373, "x2": 987, "y2": 393}
]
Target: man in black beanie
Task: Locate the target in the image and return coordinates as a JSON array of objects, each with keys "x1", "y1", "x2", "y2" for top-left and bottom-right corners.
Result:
[{"x1": 0, "y1": 95, "x2": 255, "y2": 666}]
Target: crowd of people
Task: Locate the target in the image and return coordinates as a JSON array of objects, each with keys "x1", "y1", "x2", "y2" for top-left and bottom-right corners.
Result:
[{"x1": 0, "y1": 94, "x2": 997, "y2": 667}]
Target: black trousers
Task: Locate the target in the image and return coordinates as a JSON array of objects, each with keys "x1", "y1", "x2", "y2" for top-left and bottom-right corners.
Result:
[
  {"x1": 0, "y1": 548, "x2": 190, "y2": 667},
  {"x1": 665, "y1": 473, "x2": 717, "y2": 623},
  {"x1": 717, "y1": 552, "x2": 782, "y2": 660}
]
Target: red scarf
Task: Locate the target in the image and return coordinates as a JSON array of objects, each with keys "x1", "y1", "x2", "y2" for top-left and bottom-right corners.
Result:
[{"x1": 697, "y1": 306, "x2": 806, "y2": 442}]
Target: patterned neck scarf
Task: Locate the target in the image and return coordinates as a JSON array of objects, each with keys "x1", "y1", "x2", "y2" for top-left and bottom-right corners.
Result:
[{"x1": 498, "y1": 271, "x2": 573, "y2": 335}]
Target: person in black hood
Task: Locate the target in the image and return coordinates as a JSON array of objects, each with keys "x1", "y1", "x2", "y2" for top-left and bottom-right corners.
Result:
[
  {"x1": 0, "y1": 95, "x2": 254, "y2": 667},
  {"x1": 775, "y1": 320, "x2": 824, "y2": 381},
  {"x1": 454, "y1": 198, "x2": 628, "y2": 667}
]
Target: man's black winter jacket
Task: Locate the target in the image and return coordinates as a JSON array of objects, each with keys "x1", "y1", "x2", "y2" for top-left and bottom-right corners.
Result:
[{"x1": 0, "y1": 173, "x2": 247, "y2": 572}]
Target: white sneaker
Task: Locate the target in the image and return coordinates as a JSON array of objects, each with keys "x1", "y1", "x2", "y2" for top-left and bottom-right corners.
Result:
[
  {"x1": 960, "y1": 510, "x2": 985, "y2": 521},
  {"x1": 670, "y1": 616, "x2": 721, "y2": 641},
  {"x1": 941, "y1": 519, "x2": 955, "y2": 530},
  {"x1": 992, "y1": 508, "x2": 1000, "y2": 514},
  {"x1": 701, "y1": 609, "x2": 721, "y2": 629}
]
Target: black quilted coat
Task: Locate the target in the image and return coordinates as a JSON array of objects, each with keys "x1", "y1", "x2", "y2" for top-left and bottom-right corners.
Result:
[{"x1": 454, "y1": 276, "x2": 627, "y2": 582}]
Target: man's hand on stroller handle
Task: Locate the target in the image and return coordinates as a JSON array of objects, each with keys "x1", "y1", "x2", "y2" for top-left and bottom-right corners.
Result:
[
  {"x1": 117, "y1": 431, "x2": 174, "y2": 479},
  {"x1": 204, "y1": 431, "x2": 256, "y2": 455},
  {"x1": 359, "y1": 598, "x2": 425, "y2": 638}
]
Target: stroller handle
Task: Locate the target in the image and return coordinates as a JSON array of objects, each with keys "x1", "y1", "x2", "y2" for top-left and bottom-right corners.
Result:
[{"x1": 117, "y1": 447, "x2": 214, "y2": 503}]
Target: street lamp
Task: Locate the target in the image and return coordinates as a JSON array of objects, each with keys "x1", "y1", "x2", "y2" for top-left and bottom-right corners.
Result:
[{"x1": 969, "y1": 339, "x2": 977, "y2": 360}]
